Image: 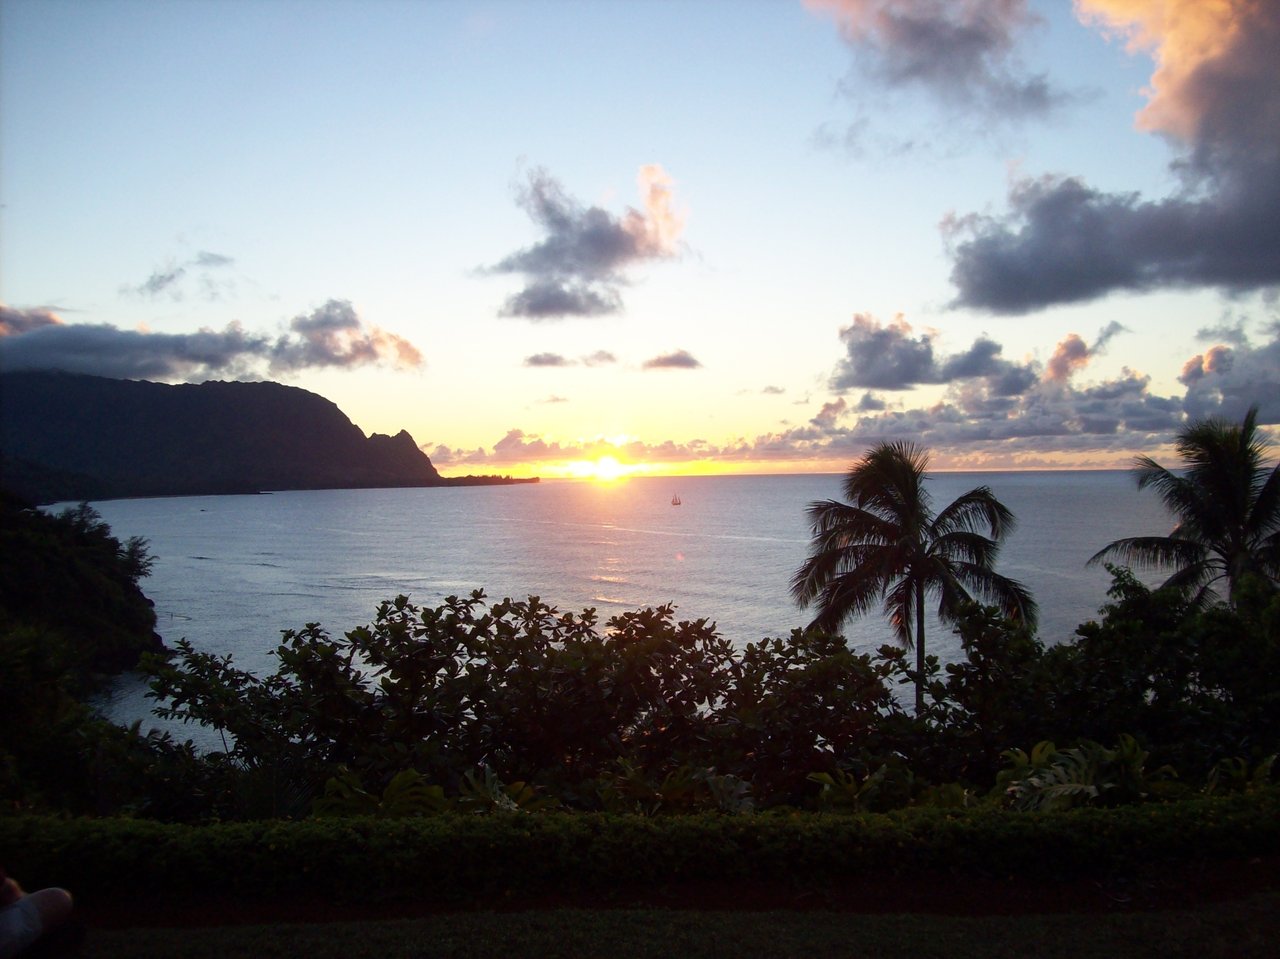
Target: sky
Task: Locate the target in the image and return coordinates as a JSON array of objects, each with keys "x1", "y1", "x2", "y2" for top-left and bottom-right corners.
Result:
[{"x1": 2, "y1": 0, "x2": 1278, "y2": 479}]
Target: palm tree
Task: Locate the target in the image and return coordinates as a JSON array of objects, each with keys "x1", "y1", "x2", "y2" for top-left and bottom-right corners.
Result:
[
  {"x1": 791, "y1": 441, "x2": 1037, "y2": 715},
  {"x1": 1089, "y1": 406, "x2": 1280, "y2": 605}
]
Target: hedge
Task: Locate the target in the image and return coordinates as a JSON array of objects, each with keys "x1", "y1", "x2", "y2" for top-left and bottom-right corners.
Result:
[{"x1": 3, "y1": 790, "x2": 1277, "y2": 907}]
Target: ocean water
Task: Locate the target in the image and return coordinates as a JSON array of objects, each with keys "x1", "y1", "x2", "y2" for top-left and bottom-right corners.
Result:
[{"x1": 75, "y1": 471, "x2": 1172, "y2": 732}]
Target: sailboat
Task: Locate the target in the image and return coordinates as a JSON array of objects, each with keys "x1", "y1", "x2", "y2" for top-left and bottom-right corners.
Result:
[{"x1": 671, "y1": 493, "x2": 682, "y2": 506}]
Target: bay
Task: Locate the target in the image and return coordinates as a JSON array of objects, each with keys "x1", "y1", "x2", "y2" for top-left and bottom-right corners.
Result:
[{"x1": 74, "y1": 471, "x2": 1172, "y2": 733}]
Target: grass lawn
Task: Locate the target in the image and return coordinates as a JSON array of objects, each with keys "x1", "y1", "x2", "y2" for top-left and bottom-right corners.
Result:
[{"x1": 73, "y1": 889, "x2": 1280, "y2": 959}]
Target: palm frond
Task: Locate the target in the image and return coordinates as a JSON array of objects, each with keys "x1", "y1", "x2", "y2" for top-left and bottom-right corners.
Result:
[
  {"x1": 1160, "y1": 560, "x2": 1225, "y2": 601},
  {"x1": 801, "y1": 565, "x2": 895, "y2": 634},
  {"x1": 1246, "y1": 461, "x2": 1280, "y2": 541},
  {"x1": 1088, "y1": 535, "x2": 1206, "y2": 570},
  {"x1": 950, "y1": 563, "x2": 1039, "y2": 628},
  {"x1": 931, "y1": 528, "x2": 1001, "y2": 567},
  {"x1": 805, "y1": 500, "x2": 899, "y2": 545},
  {"x1": 845, "y1": 441, "x2": 931, "y2": 529},
  {"x1": 932, "y1": 487, "x2": 1015, "y2": 540},
  {"x1": 883, "y1": 576, "x2": 917, "y2": 649},
  {"x1": 1133, "y1": 458, "x2": 1209, "y2": 536}
]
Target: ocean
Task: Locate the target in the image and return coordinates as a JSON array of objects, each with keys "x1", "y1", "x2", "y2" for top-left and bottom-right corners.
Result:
[{"x1": 73, "y1": 471, "x2": 1172, "y2": 733}]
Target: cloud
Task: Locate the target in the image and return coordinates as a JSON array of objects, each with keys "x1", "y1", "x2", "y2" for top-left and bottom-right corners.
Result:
[
  {"x1": 524, "y1": 352, "x2": 571, "y2": 367},
  {"x1": 0, "y1": 321, "x2": 273, "y2": 380},
  {"x1": 808, "y1": 0, "x2": 1071, "y2": 121},
  {"x1": 1178, "y1": 345, "x2": 1232, "y2": 385},
  {"x1": 642, "y1": 349, "x2": 702, "y2": 370},
  {"x1": 830, "y1": 313, "x2": 1035, "y2": 392},
  {"x1": 832, "y1": 313, "x2": 936, "y2": 389},
  {"x1": 1045, "y1": 334, "x2": 1090, "y2": 383},
  {"x1": 0, "y1": 305, "x2": 63, "y2": 337},
  {"x1": 772, "y1": 363, "x2": 1188, "y2": 464},
  {"x1": 1196, "y1": 316, "x2": 1250, "y2": 347},
  {"x1": 501, "y1": 280, "x2": 620, "y2": 319},
  {"x1": 430, "y1": 429, "x2": 719, "y2": 469},
  {"x1": 433, "y1": 323, "x2": 1280, "y2": 473},
  {"x1": 0, "y1": 299, "x2": 423, "y2": 381},
  {"x1": 946, "y1": 0, "x2": 1280, "y2": 312},
  {"x1": 762, "y1": 385, "x2": 786, "y2": 395},
  {"x1": 437, "y1": 362, "x2": 1187, "y2": 470},
  {"x1": 1045, "y1": 322, "x2": 1126, "y2": 383},
  {"x1": 811, "y1": 397, "x2": 849, "y2": 428},
  {"x1": 433, "y1": 428, "x2": 581, "y2": 466},
  {"x1": 268, "y1": 300, "x2": 423, "y2": 373},
  {"x1": 523, "y1": 350, "x2": 623, "y2": 368},
  {"x1": 1178, "y1": 325, "x2": 1280, "y2": 422},
  {"x1": 124, "y1": 250, "x2": 236, "y2": 301},
  {"x1": 193, "y1": 251, "x2": 234, "y2": 268},
  {"x1": 485, "y1": 165, "x2": 684, "y2": 319}
]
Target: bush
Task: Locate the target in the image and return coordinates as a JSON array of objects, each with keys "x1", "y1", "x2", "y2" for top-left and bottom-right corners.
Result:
[
  {"x1": 3, "y1": 790, "x2": 1276, "y2": 907},
  {"x1": 144, "y1": 593, "x2": 905, "y2": 813}
]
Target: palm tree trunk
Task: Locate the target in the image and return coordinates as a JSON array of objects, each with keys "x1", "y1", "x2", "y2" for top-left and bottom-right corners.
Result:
[{"x1": 915, "y1": 583, "x2": 926, "y2": 716}]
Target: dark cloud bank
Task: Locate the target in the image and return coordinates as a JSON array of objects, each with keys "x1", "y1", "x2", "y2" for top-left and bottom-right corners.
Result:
[{"x1": 0, "y1": 301, "x2": 422, "y2": 381}]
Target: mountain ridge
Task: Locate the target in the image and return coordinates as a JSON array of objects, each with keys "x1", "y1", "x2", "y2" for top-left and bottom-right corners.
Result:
[{"x1": 0, "y1": 371, "x2": 533, "y2": 503}]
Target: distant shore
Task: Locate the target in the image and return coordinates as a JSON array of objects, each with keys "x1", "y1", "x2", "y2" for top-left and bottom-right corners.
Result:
[{"x1": 33, "y1": 474, "x2": 540, "y2": 507}]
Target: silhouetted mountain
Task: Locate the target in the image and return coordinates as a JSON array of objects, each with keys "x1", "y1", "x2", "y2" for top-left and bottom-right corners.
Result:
[{"x1": 0, "y1": 371, "x2": 532, "y2": 503}]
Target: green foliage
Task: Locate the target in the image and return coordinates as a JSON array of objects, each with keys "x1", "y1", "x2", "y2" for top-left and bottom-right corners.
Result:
[
  {"x1": 0, "y1": 498, "x2": 160, "y2": 681},
  {"x1": 807, "y1": 767, "x2": 887, "y2": 812},
  {"x1": 145, "y1": 594, "x2": 803, "y2": 814},
  {"x1": 11, "y1": 490, "x2": 1279, "y2": 822},
  {"x1": 1205, "y1": 754, "x2": 1277, "y2": 796},
  {"x1": 0, "y1": 625, "x2": 213, "y2": 819},
  {"x1": 596, "y1": 760, "x2": 754, "y2": 815},
  {"x1": 4, "y1": 791, "x2": 1278, "y2": 907},
  {"x1": 145, "y1": 592, "x2": 901, "y2": 815},
  {"x1": 132, "y1": 574, "x2": 1280, "y2": 820},
  {"x1": 716, "y1": 628, "x2": 907, "y2": 803},
  {"x1": 0, "y1": 501, "x2": 193, "y2": 816},
  {"x1": 457, "y1": 765, "x2": 559, "y2": 813},
  {"x1": 313, "y1": 768, "x2": 448, "y2": 818},
  {"x1": 998, "y1": 735, "x2": 1176, "y2": 811},
  {"x1": 917, "y1": 603, "x2": 1054, "y2": 784},
  {"x1": 1090, "y1": 405, "x2": 1280, "y2": 605},
  {"x1": 1046, "y1": 567, "x2": 1280, "y2": 772}
]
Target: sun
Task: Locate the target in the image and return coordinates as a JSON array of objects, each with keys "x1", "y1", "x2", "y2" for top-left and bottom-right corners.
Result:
[
  {"x1": 594, "y1": 455, "x2": 628, "y2": 481},
  {"x1": 567, "y1": 455, "x2": 635, "y2": 481}
]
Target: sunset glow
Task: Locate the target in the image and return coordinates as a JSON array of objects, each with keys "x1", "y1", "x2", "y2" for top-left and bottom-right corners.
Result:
[
  {"x1": 1, "y1": 0, "x2": 1275, "y2": 476},
  {"x1": 565, "y1": 456, "x2": 641, "y2": 482}
]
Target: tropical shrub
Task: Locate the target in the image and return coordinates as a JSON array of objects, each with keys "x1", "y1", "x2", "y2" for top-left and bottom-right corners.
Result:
[
  {"x1": 715, "y1": 628, "x2": 907, "y2": 803},
  {"x1": 145, "y1": 593, "x2": 804, "y2": 813}
]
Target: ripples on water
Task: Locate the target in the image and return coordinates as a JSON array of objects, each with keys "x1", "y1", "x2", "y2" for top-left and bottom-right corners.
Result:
[{"x1": 74, "y1": 471, "x2": 1171, "y2": 731}]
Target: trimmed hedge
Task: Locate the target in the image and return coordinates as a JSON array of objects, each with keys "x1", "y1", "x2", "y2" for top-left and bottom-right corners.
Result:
[{"x1": 3, "y1": 790, "x2": 1278, "y2": 907}]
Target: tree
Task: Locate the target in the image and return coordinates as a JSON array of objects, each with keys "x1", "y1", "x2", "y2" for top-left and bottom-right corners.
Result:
[
  {"x1": 790, "y1": 441, "x2": 1037, "y2": 715},
  {"x1": 1089, "y1": 406, "x2": 1280, "y2": 606}
]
